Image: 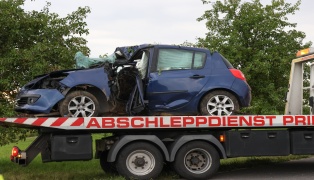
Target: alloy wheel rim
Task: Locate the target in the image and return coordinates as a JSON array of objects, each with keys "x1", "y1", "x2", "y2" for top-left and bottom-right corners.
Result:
[
  {"x1": 68, "y1": 95, "x2": 95, "y2": 117},
  {"x1": 207, "y1": 95, "x2": 234, "y2": 116}
]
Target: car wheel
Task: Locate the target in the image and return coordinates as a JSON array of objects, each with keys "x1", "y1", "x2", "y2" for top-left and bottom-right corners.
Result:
[
  {"x1": 59, "y1": 90, "x2": 99, "y2": 117},
  {"x1": 116, "y1": 142, "x2": 164, "y2": 180},
  {"x1": 172, "y1": 141, "x2": 220, "y2": 180},
  {"x1": 200, "y1": 90, "x2": 239, "y2": 116}
]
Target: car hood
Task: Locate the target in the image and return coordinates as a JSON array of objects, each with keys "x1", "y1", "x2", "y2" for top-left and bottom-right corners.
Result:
[
  {"x1": 23, "y1": 68, "x2": 99, "y2": 89},
  {"x1": 22, "y1": 67, "x2": 111, "y2": 100},
  {"x1": 33, "y1": 68, "x2": 83, "y2": 78}
]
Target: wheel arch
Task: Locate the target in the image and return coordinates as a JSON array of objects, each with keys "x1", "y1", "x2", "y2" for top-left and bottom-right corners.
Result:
[
  {"x1": 62, "y1": 85, "x2": 110, "y2": 114},
  {"x1": 198, "y1": 88, "x2": 242, "y2": 111},
  {"x1": 107, "y1": 135, "x2": 170, "y2": 162},
  {"x1": 169, "y1": 134, "x2": 227, "y2": 162}
]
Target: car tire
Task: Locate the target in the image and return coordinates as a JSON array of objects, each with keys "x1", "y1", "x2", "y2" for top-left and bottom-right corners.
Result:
[
  {"x1": 172, "y1": 141, "x2": 220, "y2": 180},
  {"x1": 116, "y1": 142, "x2": 164, "y2": 180},
  {"x1": 200, "y1": 90, "x2": 239, "y2": 116},
  {"x1": 59, "y1": 90, "x2": 99, "y2": 117}
]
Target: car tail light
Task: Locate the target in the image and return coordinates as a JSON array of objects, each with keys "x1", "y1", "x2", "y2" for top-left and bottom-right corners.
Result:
[
  {"x1": 11, "y1": 146, "x2": 20, "y2": 157},
  {"x1": 230, "y1": 69, "x2": 246, "y2": 81}
]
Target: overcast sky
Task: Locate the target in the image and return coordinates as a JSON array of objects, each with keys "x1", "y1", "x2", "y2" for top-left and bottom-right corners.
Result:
[{"x1": 23, "y1": 0, "x2": 313, "y2": 57}]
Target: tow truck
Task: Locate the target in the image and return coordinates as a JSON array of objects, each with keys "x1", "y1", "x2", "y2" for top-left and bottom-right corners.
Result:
[{"x1": 1, "y1": 47, "x2": 314, "y2": 180}]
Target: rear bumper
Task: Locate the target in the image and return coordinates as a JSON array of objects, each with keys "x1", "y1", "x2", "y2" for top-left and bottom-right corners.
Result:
[{"x1": 231, "y1": 79, "x2": 251, "y2": 107}]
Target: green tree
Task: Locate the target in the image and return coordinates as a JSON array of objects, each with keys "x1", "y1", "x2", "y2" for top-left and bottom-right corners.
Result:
[
  {"x1": 0, "y1": 0, "x2": 90, "y2": 145},
  {"x1": 197, "y1": 0, "x2": 311, "y2": 114}
]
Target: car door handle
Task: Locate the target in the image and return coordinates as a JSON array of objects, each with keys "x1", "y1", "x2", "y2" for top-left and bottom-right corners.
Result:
[{"x1": 190, "y1": 75, "x2": 205, "y2": 79}]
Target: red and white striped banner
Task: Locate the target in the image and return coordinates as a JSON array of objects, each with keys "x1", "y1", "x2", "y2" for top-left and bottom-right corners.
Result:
[
  {"x1": 0, "y1": 117, "x2": 84, "y2": 129},
  {"x1": 1, "y1": 115, "x2": 314, "y2": 130}
]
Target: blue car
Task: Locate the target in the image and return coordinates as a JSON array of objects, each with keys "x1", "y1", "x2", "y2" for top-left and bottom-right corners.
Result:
[{"x1": 15, "y1": 44, "x2": 251, "y2": 117}]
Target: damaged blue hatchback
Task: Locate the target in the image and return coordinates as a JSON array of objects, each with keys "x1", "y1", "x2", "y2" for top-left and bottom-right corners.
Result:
[{"x1": 15, "y1": 44, "x2": 251, "y2": 117}]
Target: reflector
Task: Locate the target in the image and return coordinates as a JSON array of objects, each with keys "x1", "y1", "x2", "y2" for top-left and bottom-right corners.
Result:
[
  {"x1": 296, "y1": 47, "x2": 314, "y2": 57},
  {"x1": 11, "y1": 146, "x2": 20, "y2": 157},
  {"x1": 220, "y1": 134, "x2": 225, "y2": 142}
]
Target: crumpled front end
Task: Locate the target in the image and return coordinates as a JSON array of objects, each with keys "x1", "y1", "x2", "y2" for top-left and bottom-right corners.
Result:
[
  {"x1": 15, "y1": 89, "x2": 64, "y2": 114},
  {"x1": 15, "y1": 67, "x2": 111, "y2": 116},
  {"x1": 14, "y1": 70, "x2": 70, "y2": 115}
]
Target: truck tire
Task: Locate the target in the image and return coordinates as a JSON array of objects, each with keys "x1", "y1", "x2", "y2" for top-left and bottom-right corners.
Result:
[
  {"x1": 200, "y1": 90, "x2": 239, "y2": 116},
  {"x1": 59, "y1": 90, "x2": 99, "y2": 117},
  {"x1": 173, "y1": 141, "x2": 220, "y2": 180},
  {"x1": 99, "y1": 151, "x2": 117, "y2": 174},
  {"x1": 116, "y1": 142, "x2": 163, "y2": 180}
]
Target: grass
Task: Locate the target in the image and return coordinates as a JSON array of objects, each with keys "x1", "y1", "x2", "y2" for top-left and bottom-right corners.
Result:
[
  {"x1": 0, "y1": 135, "x2": 310, "y2": 180},
  {"x1": 0, "y1": 135, "x2": 124, "y2": 180},
  {"x1": 219, "y1": 155, "x2": 310, "y2": 172}
]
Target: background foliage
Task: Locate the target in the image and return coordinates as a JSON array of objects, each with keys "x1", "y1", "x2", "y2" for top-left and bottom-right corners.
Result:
[
  {"x1": 197, "y1": 0, "x2": 311, "y2": 114},
  {"x1": 0, "y1": 0, "x2": 90, "y2": 145},
  {"x1": 0, "y1": 0, "x2": 312, "y2": 145}
]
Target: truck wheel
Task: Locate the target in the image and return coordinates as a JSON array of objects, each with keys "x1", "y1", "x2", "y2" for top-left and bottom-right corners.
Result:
[
  {"x1": 116, "y1": 142, "x2": 163, "y2": 179},
  {"x1": 99, "y1": 151, "x2": 117, "y2": 174},
  {"x1": 200, "y1": 90, "x2": 239, "y2": 116},
  {"x1": 59, "y1": 90, "x2": 99, "y2": 117},
  {"x1": 173, "y1": 141, "x2": 220, "y2": 180}
]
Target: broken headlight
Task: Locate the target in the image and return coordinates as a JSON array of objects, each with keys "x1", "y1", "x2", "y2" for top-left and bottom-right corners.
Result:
[{"x1": 27, "y1": 95, "x2": 40, "y2": 105}]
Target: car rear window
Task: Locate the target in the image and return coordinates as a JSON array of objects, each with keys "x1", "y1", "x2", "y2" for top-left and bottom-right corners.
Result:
[{"x1": 221, "y1": 55, "x2": 234, "y2": 68}]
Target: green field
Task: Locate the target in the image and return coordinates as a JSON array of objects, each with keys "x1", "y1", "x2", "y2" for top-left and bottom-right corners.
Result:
[
  {"x1": 0, "y1": 135, "x2": 309, "y2": 180},
  {"x1": 0, "y1": 135, "x2": 125, "y2": 180}
]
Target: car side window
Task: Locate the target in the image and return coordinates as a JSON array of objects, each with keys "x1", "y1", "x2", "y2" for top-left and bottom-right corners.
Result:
[
  {"x1": 157, "y1": 49, "x2": 205, "y2": 71},
  {"x1": 193, "y1": 52, "x2": 206, "y2": 69},
  {"x1": 157, "y1": 49, "x2": 193, "y2": 71}
]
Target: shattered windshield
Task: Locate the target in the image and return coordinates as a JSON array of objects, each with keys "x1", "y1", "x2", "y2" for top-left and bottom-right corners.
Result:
[
  {"x1": 74, "y1": 52, "x2": 116, "y2": 69},
  {"x1": 74, "y1": 44, "x2": 150, "y2": 69}
]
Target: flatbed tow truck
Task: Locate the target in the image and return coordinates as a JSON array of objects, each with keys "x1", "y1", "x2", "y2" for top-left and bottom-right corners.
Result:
[{"x1": 1, "y1": 48, "x2": 314, "y2": 179}]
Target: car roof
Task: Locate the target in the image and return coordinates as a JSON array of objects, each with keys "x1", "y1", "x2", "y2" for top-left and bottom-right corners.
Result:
[{"x1": 114, "y1": 44, "x2": 209, "y2": 61}]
